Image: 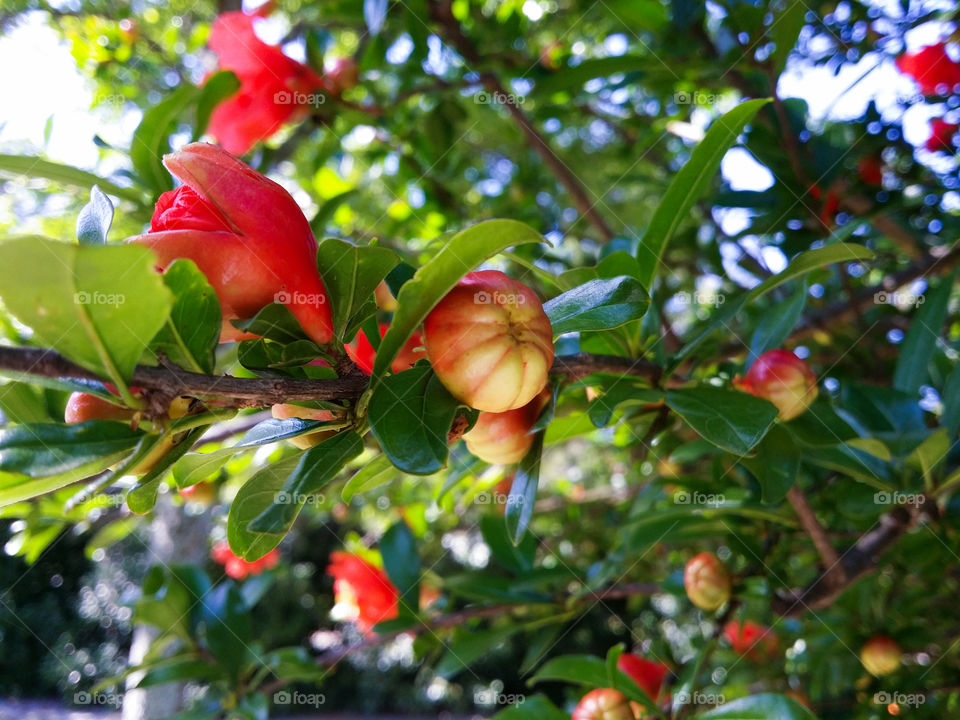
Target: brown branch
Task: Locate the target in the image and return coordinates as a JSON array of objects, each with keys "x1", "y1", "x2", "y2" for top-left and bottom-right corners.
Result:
[
  {"x1": 772, "y1": 497, "x2": 934, "y2": 617},
  {"x1": 429, "y1": 1, "x2": 616, "y2": 242},
  {"x1": 0, "y1": 346, "x2": 661, "y2": 409},
  {"x1": 786, "y1": 486, "x2": 846, "y2": 587}
]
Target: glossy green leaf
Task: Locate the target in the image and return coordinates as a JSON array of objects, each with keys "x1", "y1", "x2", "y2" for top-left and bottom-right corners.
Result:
[
  {"x1": 232, "y1": 303, "x2": 312, "y2": 344},
  {"x1": 745, "y1": 424, "x2": 800, "y2": 503},
  {"x1": 543, "y1": 276, "x2": 649, "y2": 334},
  {"x1": 373, "y1": 219, "x2": 544, "y2": 379},
  {"x1": 198, "y1": 583, "x2": 252, "y2": 681},
  {"x1": 75, "y1": 186, "x2": 113, "y2": 246},
  {"x1": 893, "y1": 272, "x2": 956, "y2": 394},
  {"x1": 638, "y1": 99, "x2": 769, "y2": 288},
  {"x1": 435, "y1": 626, "x2": 517, "y2": 678},
  {"x1": 193, "y1": 70, "x2": 241, "y2": 141},
  {"x1": 667, "y1": 387, "x2": 778, "y2": 455},
  {"x1": 131, "y1": 84, "x2": 199, "y2": 194},
  {"x1": 530, "y1": 654, "x2": 608, "y2": 687},
  {"x1": 588, "y1": 385, "x2": 664, "y2": 428},
  {"x1": 748, "y1": 283, "x2": 806, "y2": 365},
  {"x1": 341, "y1": 452, "x2": 396, "y2": 501},
  {"x1": 247, "y1": 431, "x2": 364, "y2": 534},
  {"x1": 316, "y1": 238, "x2": 398, "y2": 342},
  {"x1": 150, "y1": 259, "x2": 220, "y2": 373},
  {"x1": 0, "y1": 421, "x2": 142, "y2": 477},
  {"x1": 380, "y1": 519, "x2": 420, "y2": 611},
  {"x1": 0, "y1": 154, "x2": 144, "y2": 203},
  {"x1": 0, "y1": 238, "x2": 173, "y2": 392},
  {"x1": 694, "y1": 693, "x2": 816, "y2": 719},
  {"x1": 505, "y1": 430, "x2": 545, "y2": 545},
  {"x1": 368, "y1": 365, "x2": 462, "y2": 475},
  {"x1": 227, "y1": 454, "x2": 303, "y2": 560},
  {"x1": 770, "y1": 0, "x2": 807, "y2": 73}
]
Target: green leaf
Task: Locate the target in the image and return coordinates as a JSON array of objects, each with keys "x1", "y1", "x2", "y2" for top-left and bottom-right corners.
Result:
[
  {"x1": 193, "y1": 70, "x2": 241, "y2": 141},
  {"x1": 76, "y1": 186, "x2": 114, "y2": 246},
  {"x1": 126, "y1": 426, "x2": 210, "y2": 515},
  {"x1": 435, "y1": 626, "x2": 517, "y2": 678},
  {"x1": 0, "y1": 453, "x2": 133, "y2": 508},
  {"x1": 0, "y1": 154, "x2": 144, "y2": 203},
  {"x1": 667, "y1": 387, "x2": 778, "y2": 455},
  {"x1": 893, "y1": 272, "x2": 956, "y2": 394},
  {"x1": 0, "y1": 238, "x2": 173, "y2": 394},
  {"x1": 770, "y1": 0, "x2": 807, "y2": 73},
  {"x1": 747, "y1": 243, "x2": 875, "y2": 302},
  {"x1": 744, "y1": 424, "x2": 799, "y2": 503},
  {"x1": 491, "y1": 695, "x2": 567, "y2": 720},
  {"x1": 543, "y1": 276, "x2": 649, "y2": 334},
  {"x1": 380, "y1": 520, "x2": 420, "y2": 611},
  {"x1": 150, "y1": 260, "x2": 221, "y2": 373},
  {"x1": 480, "y1": 513, "x2": 536, "y2": 574},
  {"x1": 0, "y1": 382, "x2": 52, "y2": 423},
  {"x1": 694, "y1": 693, "x2": 816, "y2": 719},
  {"x1": 232, "y1": 303, "x2": 312, "y2": 345},
  {"x1": 199, "y1": 583, "x2": 252, "y2": 681},
  {"x1": 505, "y1": 430, "x2": 545, "y2": 545},
  {"x1": 588, "y1": 385, "x2": 664, "y2": 428},
  {"x1": 638, "y1": 99, "x2": 770, "y2": 289},
  {"x1": 247, "y1": 431, "x2": 364, "y2": 534},
  {"x1": 227, "y1": 454, "x2": 303, "y2": 560},
  {"x1": 0, "y1": 421, "x2": 142, "y2": 477},
  {"x1": 368, "y1": 365, "x2": 462, "y2": 475},
  {"x1": 316, "y1": 238, "x2": 399, "y2": 342},
  {"x1": 135, "y1": 658, "x2": 226, "y2": 688},
  {"x1": 131, "y1": 84, "x2": 200, "y2": 194},
  {"x1": 530, "y1": 654, "x2": 608, "y2": 687},
  {"x1": 941, "y1": 365, "x2": 960, "y2": 436},
  {"x1": 173, "y1": 417, "x2": 330, "y2": 489},
  {"x1": 748, "y1": 283, "x2": 806, "y2": 364},
  {"x1": 341, "y1": 452, "x2": 396, "y2": 502},
  {"x1": 372, "y1": 219, "x2": 544, "y2": 379},
  {"x1": 532, "y1": 56, "x2": 665, "y2": 96}
]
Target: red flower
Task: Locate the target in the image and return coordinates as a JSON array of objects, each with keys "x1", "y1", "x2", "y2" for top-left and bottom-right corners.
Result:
[
  {"x1": 345, "y1": 323, "x2": 426, "y2": 375},
  {"x1": 128, "y1": 142, "x2": 333, "y2": 345},
  {"x1": 925, "y1": 118, "x2": 958, "y2": 153},
  {"x1": 895, "y1": 43, "x2": 960, "y2": 95},
  {"x1": 206, "y1": 10, "x2": 325, "y2": 155},
  {"x1": 722, "y1": 620, "x2": 778, "y2": 660},
  {"x1": 211, "y1": 541, "x2": 280, "y2": 580},
  {"x1": 327, "y1": 551, "x2": 400, "y2": 633},
  {"x1": 616, "y1": 653, "x2": 669, "y2": 701}
]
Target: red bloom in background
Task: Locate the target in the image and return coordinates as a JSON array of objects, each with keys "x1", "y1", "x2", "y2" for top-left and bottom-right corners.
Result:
[
  {"x1": 895, "y1": 43, "x2": 960, "y2": 95},
  {"x1": 857, "y1": 156, "x2": 883, "y2": 186},
  {"x1": 925, "y1": 118, "x2": 958, "y2": 153},
  {"x1": 723, "y1": 620, "x2": 779, "y2": 661},
  {"x1": 345, "y1": 323, "x2": 426, "y2": 375},
  {"x1": 616, "y1": 653, "x2": 669, "y2": 701},
  {"x1": 128, "y1": 142, "x2": 333, "y2": 345},
  {"x1": 327, "y1": 551, "x2": 400, "y2": 633},
  {"x1": 206, "y1": 10, "x2": 326, "y2": 155},
  {"x1": 211, "y1": 541, "x2": 280, "y2": 580}
]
